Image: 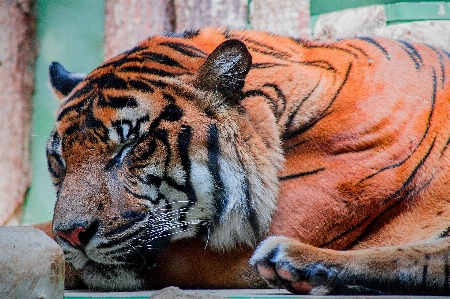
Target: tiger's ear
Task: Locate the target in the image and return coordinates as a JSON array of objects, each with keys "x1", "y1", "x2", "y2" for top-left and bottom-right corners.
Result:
[
  {"x1": 196, "y1": 39, "x2": 252, "y2": 104},
  {"x1": 49, "y1": 61, "x2": 85, "y2": 100}
]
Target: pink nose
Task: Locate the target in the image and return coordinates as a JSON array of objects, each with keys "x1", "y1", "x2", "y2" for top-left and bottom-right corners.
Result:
[{"x1": 54, "y1": 226, "x2": 86, "y2": 247}]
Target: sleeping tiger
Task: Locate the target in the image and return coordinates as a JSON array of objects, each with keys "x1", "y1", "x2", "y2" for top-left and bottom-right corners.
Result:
[{"x1": 37, "y1": 27, "x2": 450, "y2": 294}]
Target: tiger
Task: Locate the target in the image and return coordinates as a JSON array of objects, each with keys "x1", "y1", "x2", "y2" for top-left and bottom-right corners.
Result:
[{"x1": 36, "y1": 27, "x2": 450, "y2": 294}]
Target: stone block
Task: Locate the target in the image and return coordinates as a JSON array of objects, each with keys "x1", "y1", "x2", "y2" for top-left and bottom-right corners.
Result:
[{"x1": 0, "y1": 226, "x2": 64, "y2": 299}]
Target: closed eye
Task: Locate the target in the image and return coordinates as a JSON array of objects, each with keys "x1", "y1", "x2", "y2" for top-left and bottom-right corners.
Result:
[
  {"x1": 47, "y1": 152, "x2": 66, "y2": 182},
  {"x1": 105, "y1": 138, "x2": 140, "y2": 170}
]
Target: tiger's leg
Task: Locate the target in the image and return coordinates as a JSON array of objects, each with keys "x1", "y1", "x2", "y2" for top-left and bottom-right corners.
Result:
[{"x1": 250, "y1": 236, "x2": 450, "y2": 295}]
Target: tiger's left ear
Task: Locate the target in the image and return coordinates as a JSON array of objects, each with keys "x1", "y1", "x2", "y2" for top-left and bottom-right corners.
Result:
[
  {"x1": 196, "y1": 39, "x2": 252, "y2": 104},
  {"x1": 49, "y1": 61, "x2": 86, "y2": 100}
]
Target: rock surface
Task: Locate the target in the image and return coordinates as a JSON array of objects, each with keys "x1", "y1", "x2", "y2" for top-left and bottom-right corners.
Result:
[{"x1": 0, "y1": 226, "x2": 64, "y2": 299}]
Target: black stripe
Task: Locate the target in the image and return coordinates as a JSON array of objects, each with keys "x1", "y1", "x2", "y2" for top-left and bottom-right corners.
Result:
[
  {"x1": 124, "y1": 185, "x2": 155, "y2": 202},
  {"x1": 439, "y1": 227, "x2": 450, "y2": 238},
  {"x1": 104, "y1": 214, "x2": 144, "y2": 238},
  {"x1": 68, "y1": 84, "x2": 93, "y2": 101},
  {"x1": 444, "y1": 50, "x2": 450, "y2": 59},
  {"x1": 282, "y1": 63, "x2": 351, "y2": 140},
  {"x1": 139, "y1": 51, "x2": 186, "y2": 69},
  {"x1": 301, "y1": 42, "x2": 362, "y2": 59},
  {"x1": 307, "y1": 44, "x2": 361, "y2": 59},
  {"x1": 234, "y1": 145, "x2": 259, "y2": 237},
  {"x1": 63, "y1": 124, "x2": 80, "y2": 139},
  {"x1": 426, "y1": 45, "x2": 446, "y2": 87},
  {"x1": 47, "y1": 154, "x2": 64, "y2": 179},
  {"x1": 243, "y1": 89, "x2": 279, "y2": 119},
  {"x1": 346, "y1": 44, "x2": 370, "y2": 59},
  {"x1": 349, "y1": 140, "x2": 437, "y2": 249},
  {"x1": 122, "y1": 211, "x2": 148, "y2": 220},
  {"x1": 84, "y1": 99, "x2": 109, "y2": 142},
  {"x1": 151, "y1": 129, "x2": 172, "y2": 182},
  {"x1": 278, "y1": 167, "x2": 325, "y2": 181},
  {"x1": 320, "y1": 216, "x2": 370, "y2": 248},
  {"x1": 138, "y1": 138, "x2": 157, "y2": 162},
  {"x1": 177, "y1": 125, "x2": 198, "y2": 222},
  {"x1": 251, "y1": 63, "x2": 285, "y2": 69},
  {"x1": 129, "y1": 80, "x2": 155, "y2": 93},
  {"x1": 441, "y1": 136, "x2": 450, "y2": 157},
  {"x1": 123, "y1": 45, "x2": 146, "y2": 56},
  {"x1": 382, "y1": 137, "x2": 436, "y2": 205},
  {"x1": 144, "y1": 173, "x2": 162, "y2": 188},
  {"x1": 160, "y1": 104, "x2": 183, "y2": 122},
  {"x1": 131, "y1": 115, "x2": 150, "y2": 137},
  {"x1": 142, "y1": 79, "x2": 168, "y2": 89},
  {"x1": 422, "y1": 254, "x2": 430, "y2": 290},
  {"x1": 357, "y1": 37, "x2": 390, "y2": 60},
  {"x1": 119, "y1": 66, "x2": 178, "y2": 77},
  {"x1": 445, "y1": 254, "x2": 450, "y2": 293},
  {"x1": 262, "y1": 83, "x2": 287, "y2": 120},
  {"x1": 91, "y1": 73, "x2": 129, "y2": 89},
  {"x1": 245, "y1": 38, "x2": 291, "y2": 60},
  {"x1": 284, "y1": 82, "x2": 320, "y2": 138},
  {"x1": 303, "y1": 60, "x2": 335, "y2": 71},
  {"x1": 207, "y1": 124, "x2": 227, "y2": 223},
  {"x1": 159, "y1": 41, "x2": 207, "y2": 58},
  {"x1": 97, "y1": 224, "x2": 147, "y2": 249},
  {"x1": 398, "y1": 40, "x2": 422, "y2": 70},
  {"x1": 98, "y1": 95, "x2": 138, "y2": 109},
  {"x1": 361, "y1": 69, "x2": 437, "y2": 184},
  {"x1": 98, "y1": 45, "x2": 146, "y2": 69},
  {"x1": 162, "y1": 92, "x2": 176, "y2": 103},
  {"x1": 127, "y1": 139, "x2": 157, "y2": 167},
  {"x1": 57, "y1": 98, "x2": 87, "y2": 121}
]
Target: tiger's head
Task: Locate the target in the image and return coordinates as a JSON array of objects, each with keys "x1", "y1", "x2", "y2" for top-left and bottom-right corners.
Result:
[{"x1": 47, "y1": 38, "x2": 283, "y2": 290}]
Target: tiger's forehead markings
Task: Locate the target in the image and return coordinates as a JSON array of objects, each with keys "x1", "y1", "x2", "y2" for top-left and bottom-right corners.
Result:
[{"x1": 54, "y1": 35, "x2": 212, "y2": 154}]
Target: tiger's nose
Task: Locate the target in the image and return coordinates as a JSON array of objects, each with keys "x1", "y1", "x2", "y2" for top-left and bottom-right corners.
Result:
[{"x1": 54, "y1": 221, "x2": 99, "y2": 248}]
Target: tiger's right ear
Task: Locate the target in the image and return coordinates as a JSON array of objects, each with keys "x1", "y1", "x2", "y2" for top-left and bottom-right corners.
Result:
[
  {"x1": 195, "y1": 39, "x2": 252, "y2": 105},
  {"x1": 49, "y1": 62, "x2": 85, "y2": 99}
]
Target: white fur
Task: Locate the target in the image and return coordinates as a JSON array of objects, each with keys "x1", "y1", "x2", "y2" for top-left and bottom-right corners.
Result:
[{"x1": 82, "y1": 264, "x2": 144, "y2": 291}]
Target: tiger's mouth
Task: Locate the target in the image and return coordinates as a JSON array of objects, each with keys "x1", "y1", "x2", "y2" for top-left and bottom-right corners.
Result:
[
  {"x1": 55, "y1": 215, "x2": 173, "y2": 271},
  {"x1": 58, "y1": 232, "x2": 169, "y2": 271}
]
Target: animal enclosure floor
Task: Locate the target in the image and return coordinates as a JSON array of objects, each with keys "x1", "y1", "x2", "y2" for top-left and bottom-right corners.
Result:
[{"x1": 64, "y1": 289, "x2": 448, "y2": 299}]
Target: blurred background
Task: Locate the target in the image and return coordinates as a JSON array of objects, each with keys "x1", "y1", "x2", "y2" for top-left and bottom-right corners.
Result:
[{"x1": 0, "y1": 0, "x2": 449, "y2": 226}]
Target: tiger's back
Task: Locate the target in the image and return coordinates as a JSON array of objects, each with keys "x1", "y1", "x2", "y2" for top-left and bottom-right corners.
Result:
[{"x1": 44, "y1": 27, "x2": 450, "y2": 293}]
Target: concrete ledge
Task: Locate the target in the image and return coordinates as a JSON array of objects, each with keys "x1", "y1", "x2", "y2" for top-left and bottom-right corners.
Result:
[{"x1": 0, "y1": 226, "x2": 64, "y2": 299}]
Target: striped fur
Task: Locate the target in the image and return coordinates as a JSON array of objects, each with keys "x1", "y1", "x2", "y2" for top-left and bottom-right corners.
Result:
[{"x1": 46, "y1": 27, "x2": 450, "y2": 293}]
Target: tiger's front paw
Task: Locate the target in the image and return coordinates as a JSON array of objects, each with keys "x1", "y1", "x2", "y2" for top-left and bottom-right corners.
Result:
[{"x1": 249, "y1": 236, "x2": 337, "y2": 295}]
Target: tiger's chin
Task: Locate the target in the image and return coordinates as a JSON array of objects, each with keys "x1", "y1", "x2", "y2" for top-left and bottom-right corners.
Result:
[
  {"x1": 63, "y1": 244, "x2": 154, "y2": 290},
  {"x1": 65, "y1": 250, "x2": 151, "y2": 290},
  {"x1": 80, "y1": 262, "x2": 146, "y2": 291}
]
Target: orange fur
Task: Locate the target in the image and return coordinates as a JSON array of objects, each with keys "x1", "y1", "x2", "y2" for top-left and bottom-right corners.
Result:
[{"x1": 39, "y1": 28, "x2": 450, "y2": 293}]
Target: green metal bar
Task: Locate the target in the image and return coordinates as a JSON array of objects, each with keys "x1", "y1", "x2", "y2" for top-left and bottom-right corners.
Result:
[
  {"x1": 386, "y1": 2, "x2": 450, "y2": 24},
  {"x1": 310, "y1": 0, "x2": 446, "y2": 16}
]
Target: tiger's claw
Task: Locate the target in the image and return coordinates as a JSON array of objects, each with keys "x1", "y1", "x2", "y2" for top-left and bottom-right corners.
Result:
[{"x1": 250, "y1": 236, "x2": 322, "y2": 294}]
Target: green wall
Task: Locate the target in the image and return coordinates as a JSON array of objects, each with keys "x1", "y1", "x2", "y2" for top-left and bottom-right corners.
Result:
[
  {"x1": 22, "y1": 0, "x2": 105, "y2": 225},
  {"x1": 311, "y1": 0, "x2": 447, "y2": 15}
]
